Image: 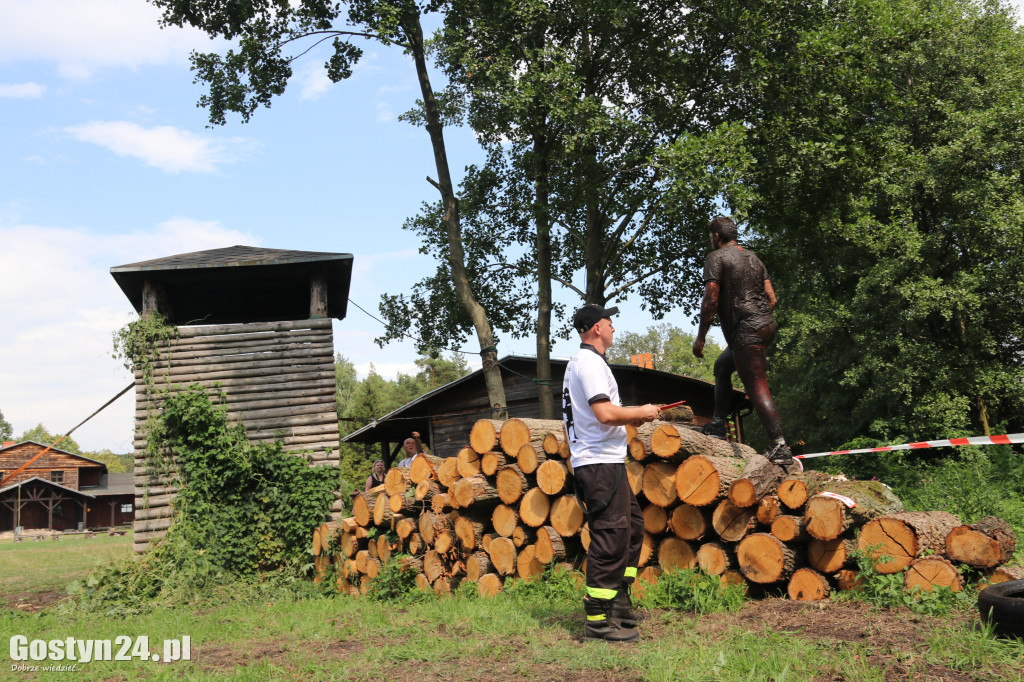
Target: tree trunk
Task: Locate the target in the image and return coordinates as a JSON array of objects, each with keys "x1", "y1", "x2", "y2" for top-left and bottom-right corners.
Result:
[
  {"x1": 987, "y1": 565, "x2": 1024, "y2": 585},
  {"x1": 517, "y1": 544, "x2": 544, "y2": 580},
  {"x1": 516, "y1": 442, "x2": 546, "y2": 474},
  {"x1": 487, "y1": 536, "x2": 517, "y2": 575},
  {"x1": 454, "y1": 515, "x2": 486, "y2": 552},
  {"x1": 470, "y1": 419, "x2": 502, "y2": 454},
  {"x1": 737, "y1": 533, "x2": 801, "y2": 584},
  {"x1": 770, "y1": 515, "x2": 810, "y2": 543},
  {"x1": 650, "y1": 422, "x2": 757, "y2": 461},
  {"x1": 834, "y1": 569, "x2": 864, "y2": 592},
  {"x1": 456, "y1": 446, "x2": 483, "y2": 478},
  {"x1": 696, "y1": 541, "x2": 734, "y2": 575},
  {"x1": 675, "y1": 455, "x2": 745, "y2": 507},
  {"x1": 384, "y1": 468, "x2": 410, "y2": 496},
  {"x1": 804, "y1": 480, "x2": 905, "y2": 542},
  {"x1": 626, "y1": 459, "x2": 644, "y2": 495},
  {"x1": 453, "y1": 474, "x2": 501, "y2": 508},
  {"x1": 405, "y1": 13, "x2": 506, "y2": 418},
  {"x1": 536, "y1": 459, "x2": 570, "y2": 495},
  {"x1": 712, "y1": 499, "x2": 757, "y2": 542},
  {"x1": 500, "y1": 419, "x2": 564, "y2": 455},
  {"x1": 491, "y1": 504, "x2": 519, "y2": 538},
  {"x1": 756, "y1": 495, "x2": 781, "y2": 526},
  {"x1": 519, "y1": 487, "x2": 550, "y2": 527},
  {"x1": 414, "y1": 479, "x2": 440, "y2": 502},
  {"x1": 438, "y1": 456, "x2": 461, "y2": 488},
  {"x1": 480, "y1": 451, "x2": 508, "y2": 476},
  {"x1": 668, "y1": 504, "x2": 710, "y2": 541},
  {"x1": 857, "y1": 510, "x2": 960, "y2": 574},
  {"x1": 409, "y1": 453, "x2": 444, "y2": 484},
  {"x1": 944, "y1": 516, "x2": 1017, "y2": 568},
  {"x1": 466, "y1": 552, "x2": 494, "y2": 582},
  {"x1": 549, "y1": 494, "x2": 585, "y2": 537},
  {"x1": 643, "y1": 504, "x2": 668, "y2": 534},
  {"x1": 477, "y1": 572, "x2": 504, "y2": 597},
  {"x1": 657, "y1": 536, "x2": 697, "y2": 571},
  {"x1": 511, "y1": 524, "x2": 538, "y2": 548},
  {"x1": 905, "y1": 556, "x2": 962, "y2": 593},
  {"x1": 496, "y1": 464, "x2": 528, "y2": 504},
  {"x1": 776, "y1": 471, "x2": 833, "y2": 510},
  {"x1": 728, "y1": 455, "x2": 786, "y2": 508},
  {"x1": 807, "y1": 537, "x2": 856, "y2": 574},
  {"x1": 787, "y1": 568, "x2": 831, "y2": 601},
  {"x1": 642, "y1": 461, "x2": 679, "y2": 507},
  {"x1": 535, "y1": 525, "x2": 569, "y2": 564}
]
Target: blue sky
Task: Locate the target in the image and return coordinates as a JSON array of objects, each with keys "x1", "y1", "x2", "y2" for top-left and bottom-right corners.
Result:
[{"x1": 3, "y1": 0, "x2": 1019, "y2": 454}]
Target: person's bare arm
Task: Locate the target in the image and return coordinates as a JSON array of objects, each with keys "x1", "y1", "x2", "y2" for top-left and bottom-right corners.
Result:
[
  {"x1": 591, "y1": 400, "x2": 660, "y2": 427},
  {"x1": 764, "y1": 279, "x2": 777, "y2": 311},
  {"x1": 693, "y1": 281, "x2": 720, "y2": 358}
]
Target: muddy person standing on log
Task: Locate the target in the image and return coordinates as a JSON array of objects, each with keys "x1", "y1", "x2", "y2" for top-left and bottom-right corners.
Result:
[
  {"x1": 563, "y1": 304, "x2": 660, "y2": 642},
  {"x1": 692, "y1": 216, "x2": 794, "y2": 465}
]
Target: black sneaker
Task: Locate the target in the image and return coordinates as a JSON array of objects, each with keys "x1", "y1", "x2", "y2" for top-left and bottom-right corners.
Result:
[
  {"x1": 700, "y1": 419, "x2": 728, "y2": 440},
  {"x1": 764, "y1": 440, "x2": 795, "y2": 465}
]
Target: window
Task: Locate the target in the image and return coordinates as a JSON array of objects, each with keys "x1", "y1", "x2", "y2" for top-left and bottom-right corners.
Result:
[
  {"x1": 120, "y1": 503, "x2": 133, "y2": 514},
  {"x1": 50, "y1": 470, "x2": 64, "y2": 483}
]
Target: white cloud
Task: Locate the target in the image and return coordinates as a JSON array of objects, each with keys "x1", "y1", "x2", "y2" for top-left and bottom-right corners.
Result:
[
  {"x1": 0, "y1": 217, "x2": 258, "y2": 452},
  {"x1": 0, "y1": 0, "x2": 214, "y2": 79},
  {"x1": 376, "y1": 101, "x2": 394, "y2": 122},
  {"x1": 63, "y1": 121, "x2": 257, "y2": 173},
  {"x1": 0, "y1": 82, "x2": 45, "y2": 98},
  {"x1": 297, "y1": 61, "x2": 333, "y2": 101}
]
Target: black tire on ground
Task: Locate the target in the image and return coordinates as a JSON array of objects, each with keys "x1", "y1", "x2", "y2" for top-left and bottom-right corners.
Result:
[{"x1": 977, "y1": 579, "x2": 1024, "y2": 639}]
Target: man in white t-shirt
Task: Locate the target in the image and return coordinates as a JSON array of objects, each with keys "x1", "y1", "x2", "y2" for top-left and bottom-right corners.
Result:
[
  {"x1": 396, "y1": 437, "x2": 418, "y2": 468},
  {"x1": 562, "y1": 303, "x2": 659, "y2": 642}
]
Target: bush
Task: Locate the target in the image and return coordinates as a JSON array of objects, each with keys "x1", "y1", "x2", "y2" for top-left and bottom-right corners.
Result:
[{"x1": 635, "y1": 568, "x2": 746, "y2": 614}]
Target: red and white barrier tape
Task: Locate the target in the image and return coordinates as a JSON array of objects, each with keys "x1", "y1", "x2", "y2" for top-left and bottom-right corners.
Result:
[{"x1": 795, "y1": 433, "x2": 1024, "y2": 460}]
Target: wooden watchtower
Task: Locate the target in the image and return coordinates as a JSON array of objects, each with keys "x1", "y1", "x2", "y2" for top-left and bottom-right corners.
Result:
[{"x1": 111, "y1": 245, "x2": 353, "y2": 553}]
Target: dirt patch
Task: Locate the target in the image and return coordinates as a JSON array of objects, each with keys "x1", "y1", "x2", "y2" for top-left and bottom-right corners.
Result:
[{"x1": 2, "y1": 590, "x2": 69, "y2": 613}]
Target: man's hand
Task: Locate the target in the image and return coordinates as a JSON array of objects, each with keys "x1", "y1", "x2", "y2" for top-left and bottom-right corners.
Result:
[{"x1": 692, "y1": 337, "x2": 706, "y2": 358}]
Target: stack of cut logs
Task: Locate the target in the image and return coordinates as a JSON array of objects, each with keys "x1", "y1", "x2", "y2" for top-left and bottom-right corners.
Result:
[{"x1": 312, "y1": 417, "x2": 1022, "y2": 600}]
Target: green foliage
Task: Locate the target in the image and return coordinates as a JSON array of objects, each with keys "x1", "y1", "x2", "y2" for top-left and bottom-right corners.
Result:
[
  {"x1": 730, "y1": 0, "x2": 1024, "y2": 449},
  {"x1": 0, "y1": 408, "x2": 12, "y2": 441},
  {"x1": 500, "y1": 564, "x2": 586, "y2": 607},
  {"x1": 840, "y1": 543, "x2": 974, "y2": 617},
  {"x1": 365, "y1": 555, "x2": 428, "y2": 604},
  {"x1": 634, "y1": 568, "x2": 746, "y2": 615},
  {"x1": 86, "y1": 449, "x2": 133, "y2": 474},
  {"x1": 153, "y1": 385, "x2": 337, "y2": 576},
  {"x1": 111, "y1": 313, "x2": 179, "y2": 389},
  {"x1": 15, "y1": 423, "x2": 82, "y2": 454},
  {"x1": 606, "y1": 323, "x2": 728, "y2": 385}
]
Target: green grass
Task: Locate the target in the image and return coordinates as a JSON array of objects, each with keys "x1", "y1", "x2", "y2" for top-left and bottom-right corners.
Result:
[{"x1": 0, "y1": 534, "x2": 132, "y2": 597}]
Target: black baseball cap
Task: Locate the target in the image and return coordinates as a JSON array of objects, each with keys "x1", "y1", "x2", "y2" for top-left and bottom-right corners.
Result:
[{"x1": 573, "y1": 303, "x2": 619, "y2": 333}]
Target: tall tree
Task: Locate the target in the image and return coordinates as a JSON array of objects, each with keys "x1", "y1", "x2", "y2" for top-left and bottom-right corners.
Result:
[
  {"x1": 151, "y1": 0, "x2": 508, "y2": 416},
  {"x1": 17, "y1": 424, "x2": 83, "y2": 454},
  {"x1": 729, "y1": 0, "x2": 1024, "y2": 449},
  {"x1": 605, "y1": 323, "x2": 726, "y2": 385},
  {"x1": 378, "y1": 0, "x2": 821, "y2": 416},
  {"x1": 0, "y1": 409, "x2": 12, "y2": 441}
]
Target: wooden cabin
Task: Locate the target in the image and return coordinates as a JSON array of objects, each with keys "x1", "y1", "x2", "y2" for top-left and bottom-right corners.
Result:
[
  {"x1": 110, "y1": 245, "x2": 353, "y2": 552},
  {"x1": 0, "y1": 441, "x2": 135, "y2": 532},
  {"x1": 342, "y1": 354, "x2": 751, "y2": 464}
]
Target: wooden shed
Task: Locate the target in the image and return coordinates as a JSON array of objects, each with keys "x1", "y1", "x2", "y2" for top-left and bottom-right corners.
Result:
[
  {"x1": 110, "y1": 245, "x2": 352, "y2": 553},
  {"x1": 0, "y1": 441, "x2": 134, "y2": 532},
  {"x1": 342, "y1": 354, "x2": 750, "y2": 463}
]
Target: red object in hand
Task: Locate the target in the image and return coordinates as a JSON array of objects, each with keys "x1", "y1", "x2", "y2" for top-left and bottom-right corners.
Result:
[{"x1": 659, "y1": 400, "x2": 687, "y2": 411}]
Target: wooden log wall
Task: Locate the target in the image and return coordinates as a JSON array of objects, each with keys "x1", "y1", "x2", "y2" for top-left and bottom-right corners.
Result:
[
  {"x1": 315, "y1": 416, "x2": 1020, "y2": 601},
  {"x1": 134, "y1": 318, "x2": 340, "y2": 553}
]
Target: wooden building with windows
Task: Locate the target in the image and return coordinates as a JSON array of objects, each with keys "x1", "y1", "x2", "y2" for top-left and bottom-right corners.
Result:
[
  {"x1": 110, "y1": 245, "x2": 353, "y2": 553},
  {"x1": 0, "y1": 441, "x2": 135, "y2": 532},
  {"x1": 342, "y1": 355, "x2": 751, "y2": 465}
]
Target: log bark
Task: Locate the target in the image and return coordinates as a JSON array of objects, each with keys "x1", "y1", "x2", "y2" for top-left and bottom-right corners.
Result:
[
  {"x1": 481, "y1": 451, "x2": 508, "y2": 476},
  {"x1": 944, "y1": 516, "x2": 1017, "y2": 568},
  {"x1": 500, "y1": 418, "x2": 564, "y2": 456},
  {"x1": 389, "y1": 490, "x2": 420, "y2": 515},
  {"x1": 516, "y1": 544, "x2": 544, "y2": 580},
  {"x1": 807, "y1": 537, "x2": 856, "y2": 574},
  {"x1": 438, "y1": 456, "x2": 461, "y2": 488},
  {"x1": 987, "y1": 565, "x2": 1024, "y2": 585},
  {"x1": 804, "y1": 480, "x2": 905, "y2": 542},
  {"x1": 857, "y1": 510, "x2": 960, "y2": 574},
  {"x1": 491, "y1": 504, "x2": 519, "y2": 538},
  {"x1": 469, "y1": 419, "x2": 502, "y2": 454},
  {"x1": 511, "y1": 524, "x2": 538, "y2": 548},
  {"x1": 650, "y1": 422, "x2": 757, "y2": 461},
  {"x1": 431, "y1": 492, "x2": 454, "y2": 514},
  {"x1": 535, "y1": 526, "x2": 568, "y2": 564},
  {"x1": 642, "y1": 461, "x2": 679, "y2": 507},
  {"x1": 407, "y1": 533, "x2": 425, "y2": 556},
  {"x1": 675, "y1": 455, "x2": 745, "y2": 507},
  {"x1": 423, "y1": 550, "x2": 446, "y2": 583},
  {"x1": 639, "y1": 531, "x2": 656, "y2": 567},
  {"x1": 728, "y1": 455, "x2": 786, "y2": 508},
  {"x1": 905, "y1": 556, "x2": 962, "y2": 593},
  {"x1": 384, "y1": 468, "x2": 410, "y2": 496},
  {"x1": 457, "y1": 446, "x2": 483, "y2": 478},
  {"x1": 519, "y1": 488, "x2": 550, "y2": 528},
  {"x1": 626, "y1": 459, "x2": 644, "y2": 495},
  {"x1": 712, "y1": 499, "x2": 757, "y2": 542},
  {"x1": 487, "y1": 536, "x2": 517, "y2": 575},
  {"x1": 477, "y1": 573, "x2": 504, "y2": 597},
  {"x1": 536, "y1": 459, "x2": 570, "y2": 495},
  {"x1": 516, "y1": 442, "x2": 545, "y2": 475},
  {"x1": 549, "y1": 495, "x2": 585, "y2": 537},
  {"x1": 409, "y1": 453, "x2": 444, "y2": 484},
  {"x1": 453, "y1": 474, "x2": 501, "y2": 508},
  {"x1": 657, "y1": 537, "x2": 697, "y2": 571},
  {"x1": 737, "y1": 533, "x2": 800, "y2": 584},
  {"x1": 395, "y1": 517, "x2": 417, "y2": 541},
  {"x1": 454, "y1": 516, "x2": 486, "y2": 552},
  {"x1": 643, "y1": 504, "x2": 668, "y2": 534},
  {"x1": 756, "y1": 495, "x2": 781, "y2": 526},
  {"x1": 352, "y1": 489, "x2": 380, "y2": 527},
  {"x1": 788, "y1": 568, "x2": 831, "y2": 601},
  {"x1": 696, "y1": 542, "x2": 734, "y2": 576},
  {"x1": 372, "y1": 493, "x2": 395, "y2": 526},
  {"x1": 669, "y1": 504, "x2": 710, "y2": 542},
  {"x1": 770, "y1": 515, "x2": 810, "y2": 543},
  {"x1": 776, "y1": 471, "x2": 834, "y2": 510},
  {"x1": 414, "y1": 479, "x2": 441, "y2": 502},
  {"x1": 542, "y1": 430, "x2": 565, "y2": 456},
  {"x1": 466, "y1": 552, "x2": 494, "y2": 581},
  {"x1": 495, "y1": 464, "x2": 528, "y2": 504}
]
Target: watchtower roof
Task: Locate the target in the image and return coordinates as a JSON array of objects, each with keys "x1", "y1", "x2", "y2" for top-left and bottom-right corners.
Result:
[{"x1": 110, "y1": 245, "x2": 353, "y2": 325}]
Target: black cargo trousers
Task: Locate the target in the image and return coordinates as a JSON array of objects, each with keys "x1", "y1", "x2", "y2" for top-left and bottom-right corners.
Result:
[{"x1": 574, "y1": 461, "x2": 645, "y2": 597}]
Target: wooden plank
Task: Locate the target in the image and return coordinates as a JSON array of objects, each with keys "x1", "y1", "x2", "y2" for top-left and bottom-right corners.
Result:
[
  {"x1": 144, "y1": 344, "x2": 335, "y2": 369},
  {"x1": 175, "y1": 318, "x2": 331, "y2": 338}
]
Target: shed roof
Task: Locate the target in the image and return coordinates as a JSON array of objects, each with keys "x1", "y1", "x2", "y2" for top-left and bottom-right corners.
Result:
[
  {"x1": 0, "y1": 441, "x2": 108, "y2": 468},
  {"x1": 85, "y1": 472, "x2": 135, "y2": 496},
  {"x1": 342, "y1": 354, "x2": 746, "y2": 446},
  {"x1": 0, "y1": 476, "x2": 97, "y2": 499},
  {"x1": 110, "y1": 245, "x2": 353, "y2": 325}
]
